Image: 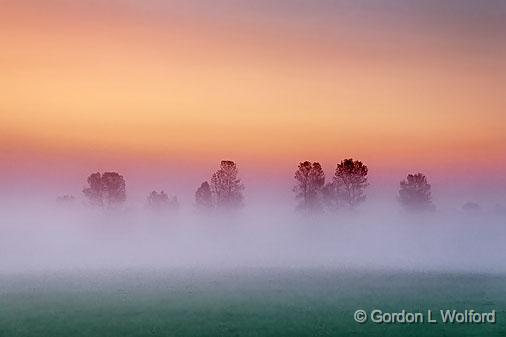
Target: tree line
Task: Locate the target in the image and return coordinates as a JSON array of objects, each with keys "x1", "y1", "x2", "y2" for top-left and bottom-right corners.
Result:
[
  {"x1": 58, "y1": 159, "x2": 439, "y2": 214},
  {"x1": 292, "y1": 159, "x2": 434, "y2": 214}
]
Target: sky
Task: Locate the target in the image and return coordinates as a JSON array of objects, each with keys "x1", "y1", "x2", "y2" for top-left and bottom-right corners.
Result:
[{"x1": 1, "y1": 0, "x2": 505, "y2": 205}]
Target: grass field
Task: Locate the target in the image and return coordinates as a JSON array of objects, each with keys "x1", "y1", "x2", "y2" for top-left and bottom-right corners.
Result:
[{"x1": 0, "y1": 269, "x2": 505, "y2": 337}]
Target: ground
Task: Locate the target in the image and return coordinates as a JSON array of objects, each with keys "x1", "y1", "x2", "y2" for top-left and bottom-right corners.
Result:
[{"x1": 0, "y1": 269, "x2": 505, "y2": 337}]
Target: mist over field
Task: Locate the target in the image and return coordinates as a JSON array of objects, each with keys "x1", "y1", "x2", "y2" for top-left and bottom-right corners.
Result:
[{"x1": 1, "y1": 191, "x2": 505, "y2": 274}]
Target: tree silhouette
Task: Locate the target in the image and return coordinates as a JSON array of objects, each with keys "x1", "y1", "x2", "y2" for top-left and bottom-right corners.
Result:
[
  {"x1": 398, "y1": 173, "x2": 435, "y2": 212},
  {"x1": 195, "y1": 181, "x2": 214, "y2": 210},
  {"x1": 210, "y1": 161, "x2": 244, "y2": 209},
  {"x1": 333, "y1": 158, "x2": 368, "y2": 209},
  {"x1": 83, "y1": 172, "x2": 126, "y2": 208},
  {"x1": 147, "y1": 190, "x2": 178, "y2": 212},
  {"x1": 293, "y1": 161, "x2": 325, "y2": 214}
]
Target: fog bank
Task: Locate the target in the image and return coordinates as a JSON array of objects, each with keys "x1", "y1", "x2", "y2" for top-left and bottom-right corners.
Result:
[{"x1": 1, "y1": 200, "x2": 505, "y2": 274}]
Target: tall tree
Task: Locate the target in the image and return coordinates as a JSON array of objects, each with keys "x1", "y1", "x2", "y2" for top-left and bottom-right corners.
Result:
[
  {"x1": 293, "y1": 161, "x2": 325, "y2": 214},
  {"x1": 210, "y1": 161, "x2": 244, "y2": 209},
  {"x1": 195, "y1": 181, "x2": 214, "y2": 210},
  {"x1": 147, "y1": 190, "x2": 178, "y2": 212},
  {"x1": 333, "y1": 158, "x2": 368, "y2": 209},
  {"x1": 83, "y1": 172, "x2": 126, "y2": 207},
  {"x1": 398, "y1": 173, "x2": 435, "y2": 212}
]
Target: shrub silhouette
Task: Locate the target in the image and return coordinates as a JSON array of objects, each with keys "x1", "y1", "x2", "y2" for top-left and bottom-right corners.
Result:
[{"x1": 398, "y1": 173, "x2": 435, "y2": 212}]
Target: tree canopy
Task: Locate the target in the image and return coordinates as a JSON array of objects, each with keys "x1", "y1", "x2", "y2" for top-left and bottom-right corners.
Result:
[
  {"x1": 83, "y1": 172, "x2": 126, "y2": 208},
  {"x1": 333, "y1": 158, "x2": 368, "y2": 209},
  {"x1": 293, "y1": 161, "x2": 325, "y2": 214},
  {"x1": 209, "y1": 160, "x2": 244, "y2": 210}
]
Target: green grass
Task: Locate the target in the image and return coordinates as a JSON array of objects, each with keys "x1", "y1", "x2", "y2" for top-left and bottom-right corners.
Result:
[{"x1": 0, "y1": 269, "x2": 505, "y2": 337}]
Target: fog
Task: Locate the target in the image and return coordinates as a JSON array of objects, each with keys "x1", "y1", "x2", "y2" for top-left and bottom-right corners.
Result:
[{"x1": 1, "y1": 195, "x2": 505, "y2": 275}]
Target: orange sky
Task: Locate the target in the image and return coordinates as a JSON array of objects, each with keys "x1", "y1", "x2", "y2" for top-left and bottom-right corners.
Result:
[{"x1": 1, "y1": 0, "x2": 505, "y2": 184}]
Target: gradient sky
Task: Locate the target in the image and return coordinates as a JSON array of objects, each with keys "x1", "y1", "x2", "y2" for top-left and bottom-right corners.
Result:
[{"x1": 1, "y1": 0, "x2": 505, "y2": 203}]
